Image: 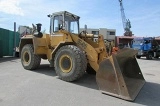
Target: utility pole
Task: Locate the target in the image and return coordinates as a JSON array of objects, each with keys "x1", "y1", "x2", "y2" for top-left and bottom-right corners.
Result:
[{"x1": 14, "y1": 22, "x2": 16, "y2": 57}]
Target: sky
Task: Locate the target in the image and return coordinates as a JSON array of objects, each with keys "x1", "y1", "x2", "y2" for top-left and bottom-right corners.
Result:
[{"x1": 0, "y1": 0, "x2": 160, "y2": 37}]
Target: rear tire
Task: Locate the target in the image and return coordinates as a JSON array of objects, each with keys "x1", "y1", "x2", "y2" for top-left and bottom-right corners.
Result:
[
  {"x1": 21, "y1": 44, "x2": 41, "y2": 70},
  {"x1": 154, "y1": 55, "x2": 159, "y2": 59},
  {"x1": 155, "y1": 56, "x2": 159, "y2": 59},
  {"x1": 54, "y1": 45, "x2": 87, "y2": 82},
  {"x1": 136, "y1": 55, "x2": 141, "y2": 59}
]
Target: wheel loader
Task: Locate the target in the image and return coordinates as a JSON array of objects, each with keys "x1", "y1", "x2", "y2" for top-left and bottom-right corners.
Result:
[{"x1": 19, "y1": 11, "x2": 145, "y2": 101}]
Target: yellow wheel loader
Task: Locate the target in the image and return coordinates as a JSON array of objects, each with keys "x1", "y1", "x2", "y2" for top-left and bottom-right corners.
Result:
[{"x1": 19, "y1": 11, "x2": 145, "y2": 101}]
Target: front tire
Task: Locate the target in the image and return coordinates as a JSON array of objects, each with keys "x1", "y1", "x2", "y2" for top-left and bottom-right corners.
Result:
[
  {"x1": 155, "y1": 56, "x2": 159, "y2": 59},
  {"x1": 21, "y1": 44, "x2": 41, "y2": 70},
  {"x1": 146, "y1": 53, "x2": 152, "y2": 60},
  {"x1": 54, "y1": 45, "x2": 87, "y2": 82}
]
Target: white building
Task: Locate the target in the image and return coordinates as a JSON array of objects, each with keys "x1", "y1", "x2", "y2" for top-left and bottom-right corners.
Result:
[
  {"x1": 80, "y1": 28, "x2": 116, "y2": 41},
  {"x1": 18, "y1": 26, "x2": 32, "y2": 36}
]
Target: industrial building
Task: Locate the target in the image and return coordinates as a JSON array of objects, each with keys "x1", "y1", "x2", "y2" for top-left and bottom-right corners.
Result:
[{"x1": 80, "y1": 28, "x2": 116, "y2": 41}]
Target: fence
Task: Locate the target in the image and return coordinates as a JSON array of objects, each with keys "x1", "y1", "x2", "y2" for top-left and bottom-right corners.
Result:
[{"x1": 0, "y1": 28, "x2": 20, "y2": 57}]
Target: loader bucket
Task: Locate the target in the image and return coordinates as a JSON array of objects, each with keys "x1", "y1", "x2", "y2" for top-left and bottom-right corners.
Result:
[{"x1": 96, "y1": 48, "x2": 145, "y2": 101}]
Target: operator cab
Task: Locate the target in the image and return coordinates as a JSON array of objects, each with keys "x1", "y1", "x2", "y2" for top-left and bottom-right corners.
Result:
[{"x1": 48, "y1": 11, "x2": 80, "y2": 34}]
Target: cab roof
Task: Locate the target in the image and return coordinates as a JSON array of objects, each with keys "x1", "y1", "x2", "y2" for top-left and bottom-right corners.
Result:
[{"x1": 49, "y1": 11, "x2": 80, "y2": 19}]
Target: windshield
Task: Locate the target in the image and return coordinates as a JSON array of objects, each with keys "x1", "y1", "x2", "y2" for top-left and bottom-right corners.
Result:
[
  {"x1": 133, "y1": 40, "x2": 143, "y2": 45},
  {"x1": 144, "y1": 40, "x2": 151, "y2": 44},
  {"x1": 64, "y1": 15, "x2": 79, "y2": 34},
  {"x1": 51, "y1": 13, "x2": 80, "y2": 34}
]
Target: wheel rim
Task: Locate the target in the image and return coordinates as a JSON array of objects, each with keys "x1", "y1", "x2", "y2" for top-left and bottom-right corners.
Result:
[
  {"x1": 59, "y1": 55, "x2": 72, "y2": 73},
  {"x1": 23, "y1": 51, "x2": 30, "y2": 64},
  {"x1": 149, "y1": 54, "x2": 152, "y2": 59},
  {"x1": 149, "y1": 55, "x2": 152, "y2": 58}
]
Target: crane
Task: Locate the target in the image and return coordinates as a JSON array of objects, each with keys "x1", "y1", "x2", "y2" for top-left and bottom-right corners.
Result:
[{"x1": 119, "y1": 0, "x2": 132, "y2": 36}]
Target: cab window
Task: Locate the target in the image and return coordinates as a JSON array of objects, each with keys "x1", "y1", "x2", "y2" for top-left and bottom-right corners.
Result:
[{"x1": 53, "y1": 15, "x2": 63, "y2": 32}]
